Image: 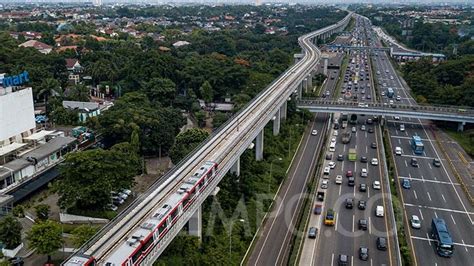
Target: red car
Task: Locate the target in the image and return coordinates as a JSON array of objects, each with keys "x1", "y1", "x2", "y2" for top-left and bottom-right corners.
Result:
[
  {"x1": 314, "y1": 204, "x2": 323, "y2": 215},
  {"x1": 346, "y1": 170, "x2": 353, "y2": 177}
]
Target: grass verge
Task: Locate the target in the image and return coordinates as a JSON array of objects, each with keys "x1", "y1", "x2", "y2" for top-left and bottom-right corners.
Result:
[{"x1": 445, "y1": 130, "x2": 474, "y2": 157}]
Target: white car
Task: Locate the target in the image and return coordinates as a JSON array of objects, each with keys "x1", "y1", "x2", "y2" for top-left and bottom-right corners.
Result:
[
  {"x1": 335, "y1": 175, "x2": 343, "y2": 184},
  {"x1": 373, "y1": 180, "x2": 381, "y2": 190},
  {"x1": 410, "y1": 215, "x2": 421, "y2": 229},
  {"x1": 400, "y1": 124, "x2": 405, "y2": 132},
  {"x1": 331, "y1": 138, "x2": 336, "y2": 144},
  {"x1": 333, "y1": 130, "x2": 339, "y2": 136},
  {"x1": 328, "y1": 161, "x2": 336, "y2": 169},
  {"x1": 321, "y1": 180, "x2": 329, "y2": 189},
  {"x1": 394, "y1": 116, "x2": 400, "y2": 120},
  {"x1": 395, "y1": 147, "x2": 402, "y2": 155},
  {"x1": 371, "y1": 158, "x2": 379, "y2": 166},
  {"x1": 376, "y1": 205, "x2": 384, "y2": 217},
  {"x1": 323, "y1": 167, "x2": 330, "y2": 176},
  {"x1": 311, "y1": 129, "x2": 318, "y2": 136},
  {"x1": 361, "y1": 168, "x2": 368, "y2": 177},
  {"x1": 396, "y1": 95, "x2": 401, "y2": 101}
]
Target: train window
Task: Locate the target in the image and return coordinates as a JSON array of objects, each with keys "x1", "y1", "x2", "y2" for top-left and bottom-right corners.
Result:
[
  {"x1": 141, "y1": 237, "x2": 154, "y2": 252},
  {"x1": 158, "y1": 222, "x2": 166, "y2": 235},
  {"x1": 131, "y1": 250, "x2": 141, "y2": 264},
  {"x1": 170, "y1": 209, "x2": 178, "y2": 220},
  {"x1": 183, "y1": 196, "x2": 190, "y2": 207}
]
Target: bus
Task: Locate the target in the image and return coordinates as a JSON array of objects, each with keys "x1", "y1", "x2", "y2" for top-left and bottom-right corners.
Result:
[
  {"x1": 431, "y1": 218, "x2": 454, "y2": 257},
  {"x1": 348, "y1": 148, "x2": 357, "y2": 161},
  {"x1": 411, "y1": 136, "x2": 424, "y2": 155},
  {"x1": 387, "y1": 87, "x2": 394, "y2": 98}
]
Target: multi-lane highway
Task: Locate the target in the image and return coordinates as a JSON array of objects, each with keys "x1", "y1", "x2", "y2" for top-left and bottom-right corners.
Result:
[
  {"x1": 299, "y1": 16, "x2": 398, "y2": 266},
  {"x1": 373, "y1": 38, "x2": 474, "y2": 265}
]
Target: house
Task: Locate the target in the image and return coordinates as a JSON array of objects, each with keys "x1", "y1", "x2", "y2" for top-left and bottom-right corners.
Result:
[
  {"x1": 65, "y1": 59, "x2": 82, "y2": 72},
  {"x1": 173, "y1": 41, "x2": 190, "y2": 48},
  {"x1": 62, "y1": 101, "x2": 100, "y2": 122},
  {"x1": 18, "y1": 40, "x2": 52, "y2": 54}
]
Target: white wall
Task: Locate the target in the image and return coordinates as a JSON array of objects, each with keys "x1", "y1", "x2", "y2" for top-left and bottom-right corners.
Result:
[{"x1": 0, "y1": 87, "x2": 35, "y2": 142}]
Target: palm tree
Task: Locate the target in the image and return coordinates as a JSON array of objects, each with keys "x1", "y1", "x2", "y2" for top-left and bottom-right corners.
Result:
[{"x1": 37, "y1": 78, "x2": 63, "y2": 114}]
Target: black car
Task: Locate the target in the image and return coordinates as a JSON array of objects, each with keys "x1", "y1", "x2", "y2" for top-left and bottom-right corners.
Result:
[
  {"x1": 371, "y1": 142, "x2": 377, "y2": 149},
  {"x1": 337, "y1": 154, "x2": 344, "y2": 161},
  {"x1": 359, "y1": 183, "x2": 367, "y2": 192},
  {"x1": 348, "y1": 177, "x2": 355, "y2": 187},
  {"x1": 368, "y1": 128, "x2": 374, "y2": 133},
  {"x1": 358, "y1": 219, "x2": 368, "y2": 230},
  {"x1": 326, "y1": 153, "x2": 333, "y2": 160},
  {"x1": 345, "y1": 198, "x2": 354, "y2": 209},
  {"x1": 411, "y1": 158, "x2": 419, "y2": 167},
  {"x1": 358, "y1": 200, "x2": 366, "y2": 210},
  {"x1": 433, "y1": 158, "x2": 441, "y2": 167},
  {"x1": 359, "y1": 247, "x2": 369, "y2": 261},
  {"x1": 377, "y1": 237, "x2": 387, "y2": 251},
  {"x1": 360, "y1": 156, "x2": 368, "y2": 163}
]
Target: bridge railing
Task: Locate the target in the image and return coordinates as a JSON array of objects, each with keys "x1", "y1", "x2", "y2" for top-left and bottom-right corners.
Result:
[{"x1": 297, "y1": 98, "x2": 474, "y2": 115}]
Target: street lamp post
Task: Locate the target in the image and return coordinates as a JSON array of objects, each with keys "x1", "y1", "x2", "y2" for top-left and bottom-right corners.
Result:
[{"x1": 269, "y1": 157, "x2": 283, "y2": 192}]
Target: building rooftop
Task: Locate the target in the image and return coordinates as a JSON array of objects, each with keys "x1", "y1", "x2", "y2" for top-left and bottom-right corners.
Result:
[
  {"x1": 63, "y1": 101, "x2": 99, "y2": 112},
  {"x1": 22, "y1": 136, "x2": 76, "y2": 161},
  {"x1": 23, "y1": 130, "x2": 56, "y2": 142},
  {"x1": 0, "y1": 142, "x2": 27, "y2": 157},
  {"x1": 0, "y1": 158, "x2": 31, "y2": 178}
]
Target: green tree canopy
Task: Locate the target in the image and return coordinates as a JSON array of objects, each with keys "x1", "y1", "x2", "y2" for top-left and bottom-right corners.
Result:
[
  {"x1": 0, "y1": 215, "x2": 22, "y2": 249},
  {"x1": 71, "y1": 225, "x2": 98, "y2": 248},
  {"x1": 169, "y1": 128, "x2": 209, "y2": 164},
  {"x1": 27, "y1": 220, "x2": 63, "y2": 262}
]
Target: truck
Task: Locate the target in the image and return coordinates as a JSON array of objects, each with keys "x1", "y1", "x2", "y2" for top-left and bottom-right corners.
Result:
[
  {"x1": 350, "y1": 114, "x2": 358, "y2": 124},
  {"x1": 348, "y1": 148, "x2": 357, "y2": 161},
  {"x1": 342, "y1": 132, "x2": 352, "y2": 144}
]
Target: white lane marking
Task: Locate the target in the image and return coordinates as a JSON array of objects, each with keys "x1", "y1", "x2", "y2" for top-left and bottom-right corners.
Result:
[
  {"x1": 351, "y1": 256, "x2": 354, "y2": 266},
  {"x1": 395, "y1": 129, "x2": 398, "y2": 135},
  {"x1": 353, "y1": 185, "x2": 356, "y2": 197},
  {"x1": 412, "y1": 236, "x2": 474, "y2": 248},
  {"x1": 339, "y1": 185, "x2": 342, "y2": 196},
  {"x1": 425, "y1": 234, "x2": 431, "y2": 246},
  {"x1": 451, "y1": 214, "x2": 456, "y2": 225},
  {"x1": 398, "y1": 138, "x2": 401, "y2": 144},
  {"x1": 368, "y1": 216, "x2": 372, "y2": 234},
  {"x1": 352, "y1": 215, "x2": 355, "y2": 233},
  {"x1": 434, "y1": 211, "x2": 438, "y2": 218},
  {"x1": 370, "y1": 258, "x2": 373, "y2": 266},
  {"x1": 418, "y1": 209, "x2": 424, "y2": 220},
  {"x1": 442, "y1": 194, "x2": 446, "y2": 202},
  {"x1": 341, "y1": 160, "x2": 345, "y2": 172},
  {"x1": 335, "y1": 213, "x2": 338, "y2": 231},
  {"x1": 421, "y1": 175, "x2": 425, "y2": 183},
  {"x1": 404, "y1": 160, "x2": 408, "y2": 167},
  {"x1": 365, "y1": 146, "x2": 368, "y2": 153},
  {"x1": 413, "y1": 190, "x2": 418, "y2": 199},
  {"x1": 427, "y1": 192, "x2": 432, "y2": 201},
  {"x1": 404, "y1": 203, "x2": 474, "y2": 215},
  {"x1": 343, "y1": 145, "x2": 346, "y2": 152},
  {"x1": 462, "y1": 239, "x2": 469, "y2": 252},
  {"x1": 367, "y1": 187, "x2": 370, "y2": 198},
  {"x1": 331, "y1": 253, "x2": 334, "y2": 266},
  {"x1": 365, "y1": 132, "x2": 367, "y2": 138}
]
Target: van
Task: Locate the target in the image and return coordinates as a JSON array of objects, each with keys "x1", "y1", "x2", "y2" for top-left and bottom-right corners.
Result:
[
  {"x1": 376, "y1": 206, "x2": 384, "y2": 217},
  {"x1": 329, "y1": 142, "x2": 336, "y2": 152}
]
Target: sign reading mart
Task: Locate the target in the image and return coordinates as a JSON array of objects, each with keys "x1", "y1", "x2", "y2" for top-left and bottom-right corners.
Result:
[{"x1": 0, "y1": 71, "x2": 30, "y2": 88}]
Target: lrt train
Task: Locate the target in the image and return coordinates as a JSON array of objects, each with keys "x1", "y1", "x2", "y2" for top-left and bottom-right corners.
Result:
[{"x1": 64, "y1": 161, "x2": 219, "y2": 266}]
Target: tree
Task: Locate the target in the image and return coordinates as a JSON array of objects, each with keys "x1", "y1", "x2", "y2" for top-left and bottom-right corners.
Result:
[
  {"x1": 56, "y1": 146, "x2": 141, "y2": 210},
  {"x1": 212, "y1": 112, "x2": 229, "y2": 129},
  {"x1": 71, "y1": 225, "x2": 97, "y2": 248},
  {"x1": 169, "y1": 128, "x2": 209, "y2": 164},
  {"x1": 28, "y1": 220, "x2": 63, "y2": 262},
  {"x1": 199, "y1": 81, "x2": 213, "y2": 103},
  {"x1": 0, "y1": 215, "x2": 22, "y2": 249},
  {"x1": 36, "y1": 78, "x2": 62, "y2": 113},
  {"x1": 141, "y1": 78, "x2": 176, "y2": 105},
  {"x1": 67, "y1": 84, "x2": 90, "y2": 102},
  {"x1": 34, "y1": 204, "x2": 50, "y2": 221}
]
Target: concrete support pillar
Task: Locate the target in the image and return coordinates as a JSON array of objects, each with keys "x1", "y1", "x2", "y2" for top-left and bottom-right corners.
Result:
[
  {"x1": 323, "y1": 57, "x2": 329, "y2": 76},
  {"x1": 256, "y1": 130, "x2": 264, "y2": 161},
  {"x1": 457, "y1": 122, "x2": 465, "y2": 132},
  {"x1": 230, "y1": 157, "x2": 240, "y2": 176},
  {"x1": 189, "y1": 205, "x2": 202, "y2": 240},
  {"x1": 307, "y1": 75, "x2": 313, "y2": 91},
  {"x1": 303, "y1": 78, "x2": 308, "y2": 93},
  {"x1": 273, "y1": 109, "x2": 281, "y2": 136},
  {"x1": 280, "y1": 100, "x2": 287, "y2": 121},
  {"x1": 297, "y1": 82, "x2": 302, "y2": 99}
]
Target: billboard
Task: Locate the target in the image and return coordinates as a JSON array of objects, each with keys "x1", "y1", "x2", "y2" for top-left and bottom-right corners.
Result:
[{"x1": 0, "y1": 87, "x2": 35, "y2": 142}]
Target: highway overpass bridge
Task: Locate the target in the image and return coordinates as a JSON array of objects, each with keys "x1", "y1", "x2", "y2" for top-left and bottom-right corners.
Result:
[
  {"x1": 64, "y1": 12, "x2": 353, "y2": 266},
  {"x1": 297, "y1": 99, "x2": 474, "y2": 131}
]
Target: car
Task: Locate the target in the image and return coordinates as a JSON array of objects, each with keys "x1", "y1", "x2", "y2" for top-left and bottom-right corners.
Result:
[
  {"x1": 359, "y1": 183, "x2": 367, "y2": 192},
  {"x1": 346, "y1": 170, "x2": 353, "y2": 177},
  {"x1": 326, "y1": 153, "x2": 333, "y2": 160},
  {"x1": 337, "y1": 154, "x2": 344, "y2": 161},
  {"x1": 411, "y1": 158, "x2": 419, "y2": 167},
  {"x1": 368, "y1": 127, "x2": 374, "y2": 133},
  {"x1": 314, "y1": 204, "x2": 323, "y2": 215},
  {"x1": 120, "y1": 188, "x2": 132, "y2": 196},
  {"x1": 358, "y1": 200, "x2": 366, "y2": 210},
  {"x1": 328, "y1": 161, "x2": 336, "y2": 169},
  {"x1": 351, "y1": 127, "x2": 357, "y2": 133},
  {"x1": 433, "y1": 158, "x2": 441, "y2": 167},
  {"x1": 107, "y1": 203, "x2": 118, "y2": 211},
  {"x1": 345, "y1": 198, "x2": 354, "y2": 209},
  {"x1": 402, "y1": 178, "x2": 411, "y2": 189},
  {"x1": 308, "y1": 227, "x2": 318, "y2": 238},
  {"x1": 331, "y1": 137, "x2": 336, "y2": 144},
  {"x1": 371, "y1": 158, "x2": 378, "y2": 165},
  {"x1": 371, "y1": 142, "x2": 377, "y2": 149},
  {"x1": 321, "y1": 180, "x2": 329, "y2": 189},
  {"x1": 323, "y1": 167, "x2": 330, "y2": 175},
  {"x1": 311, "y1": 129, "x2": 318, "y2": 136},
  {"x1": 377, "y1": 237, "x2": 387, "y2": 251},
  {"x1": 359, "y1": 247, "x2": 369, "y2": 261},
  {"x1": 396, "y1": 95, "x2": 401, "y2": 101},
  {"x1": 335, "y1": 175, "x2": 343, "y2": 184},
  {"x1": 376, "y1": 205, "x2": 384, "y2": 217},
  {"x1": 361, "y1": 125, "x2": 366, "y2": 131},
  {"x1": 361, "y1": 168, "x2": 368, "y2": 177},
  {"x1": 394, "y1": 116, "x2": 400, "y2": 120},
  {"x1": 112, "y1": 196, "x2": 124, "y2": 205},
  {"x1": 338, "y1": 254, "x2": 348, "y2": 266},
  {"x1": 395, "y1": 146, "x2": 402, "y2": 155},
  {"x1": 348, "y1": 177, "x2": 355, "y2": 187},
  {"x1": 367, "y1": 94, "x2": 372, "y2": 100},
  {"x1": 118, "y1": 192, "x2": 128, "y2": 200},
  {"x1": 334, "y1": 130, "x2": 339, "y2": 136},
  {"x1": 358, "y1": 219, "x2": 368, "y2": 230},
  {"x1": 410, "y1": 215, "x2": 421, "y2": 229},
  {"x1": 373, "y1": 180, "x2": 381, "y2": 190},
  {"x1": 317, "y1": 191, "x2": 325, "y2": 201},
  {"x1": 360, "y1": 156, "x2": 368, "y2": 163},
  {"x1": 399, "y1": 124, "x2": 405, "y2": 131}
]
